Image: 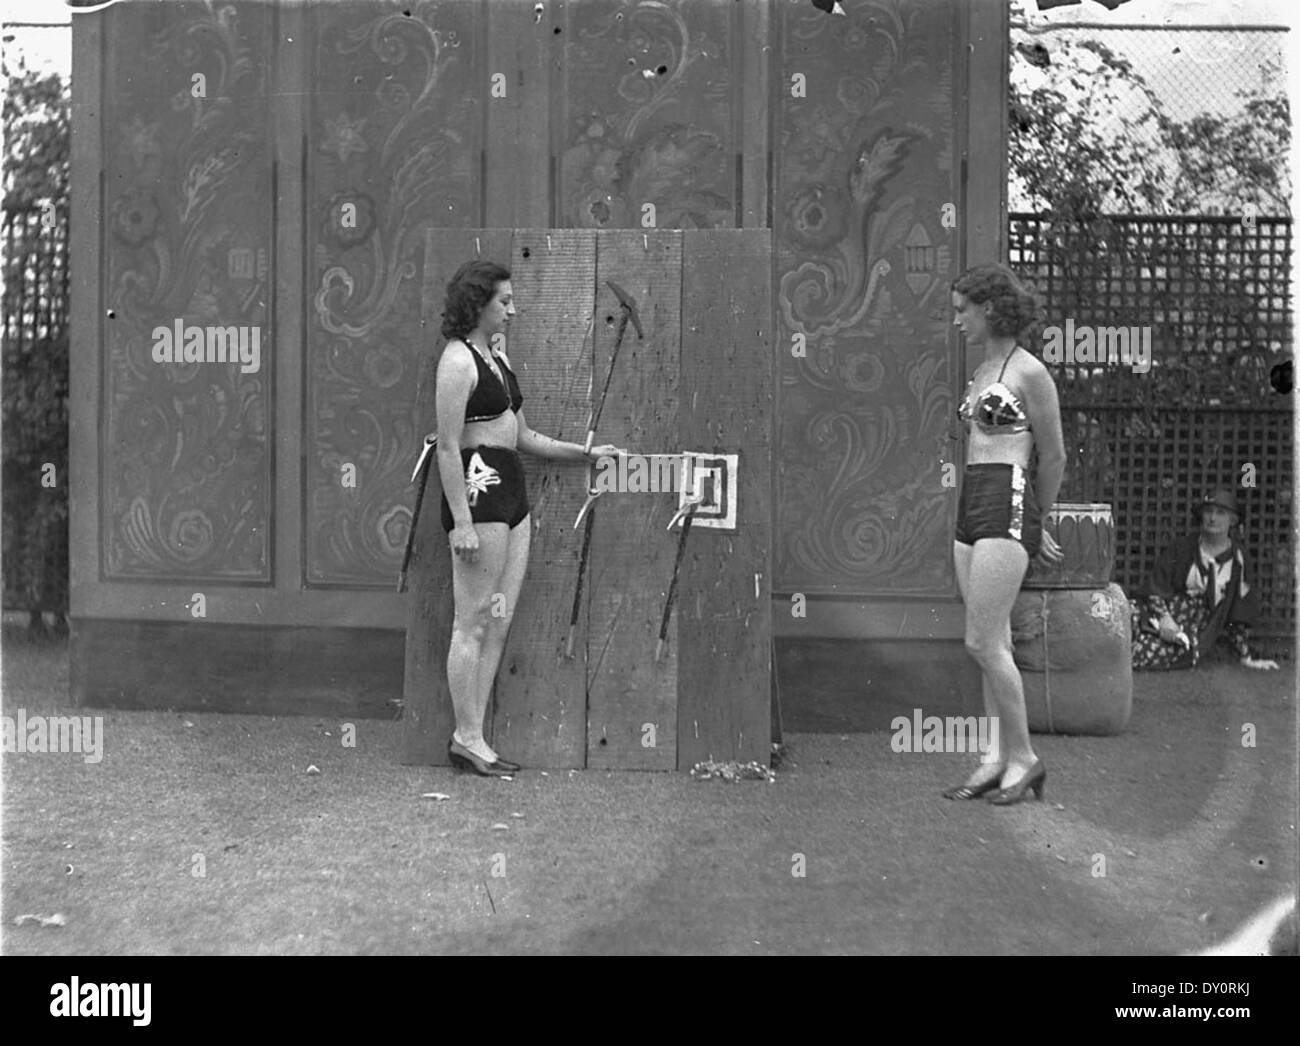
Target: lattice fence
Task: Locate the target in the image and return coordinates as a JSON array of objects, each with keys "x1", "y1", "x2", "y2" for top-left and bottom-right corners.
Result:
[
  {"x1": 1009, "y1": 213, "x2": 1295, "y2": 638},
  {"x1": 3, "y1": 208, "x2": 67, "y2": 347},
  {"x1": 2, "y1": 205, "x2": 70, "y2": 621}
]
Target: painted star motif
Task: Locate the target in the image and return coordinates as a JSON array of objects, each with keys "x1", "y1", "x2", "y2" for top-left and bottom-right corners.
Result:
[
  {"x1": 322, "y1": 111, "x2": 369, "y2": 164},
  {"x1": 124, "y1": 115, "x2": 160, "y2": 169}
]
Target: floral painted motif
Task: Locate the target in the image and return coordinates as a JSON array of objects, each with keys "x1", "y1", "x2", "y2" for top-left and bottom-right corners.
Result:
[
  {"x1": 321, "y1": 110, "x2": 370, "y2": 164},
  {"x1": 776, "y1": 0, "x2": 959, "y2": 596},
  {"x1": 307, "y1": 1, "x2": 477, "y2": 584},
  {"x1": 560, "y1": 1, "x2": 735, "y2": 229},
  {"x1": 103, "y1": 1, "x2": 269, "y2": 580},
  {"x1": 110, "y1": 190, "x2": 160, "y2": 247},
  {"x1": 322, "y1": 190, "x2": 378, "y2": 249}
]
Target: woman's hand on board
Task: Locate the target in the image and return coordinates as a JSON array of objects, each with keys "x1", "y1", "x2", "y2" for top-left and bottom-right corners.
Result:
[{"x1": 586, "y1": 444, "x2": 626, "y2": 461}]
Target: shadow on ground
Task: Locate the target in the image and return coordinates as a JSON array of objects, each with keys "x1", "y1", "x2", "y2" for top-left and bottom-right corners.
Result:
[{"x1": 2, "y1": 625, "x2": 1295, "y2": 954}]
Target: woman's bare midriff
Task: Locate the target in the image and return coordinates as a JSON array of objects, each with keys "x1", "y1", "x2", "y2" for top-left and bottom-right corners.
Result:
[
  {"x1": 460, "y1": 410, "x2": 518, "y2": 452},
  {"x1": 966, "y1": 428, "x2": 1033, "y2": 469}
]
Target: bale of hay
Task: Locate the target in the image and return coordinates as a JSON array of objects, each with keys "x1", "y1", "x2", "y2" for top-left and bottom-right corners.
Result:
[{"x1": 1011, "y1": 583, "x2": 1133, "y2": 735}]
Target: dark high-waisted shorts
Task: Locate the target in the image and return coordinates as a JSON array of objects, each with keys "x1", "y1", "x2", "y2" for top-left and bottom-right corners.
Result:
[
  {"x1": 440, "y1": 445, "x2": 530, "y2": 531},
  {"x1": 955, "y1": 463, "x2": 1041, "y2": 557}
]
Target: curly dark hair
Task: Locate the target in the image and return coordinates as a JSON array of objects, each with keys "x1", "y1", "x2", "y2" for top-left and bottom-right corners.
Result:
[
  {"x1": 440, "y1": 260, "x2": 511, "y2": 342},
  {"x1": 951, "y1": 263, "x2": 1042, "y2": 339}
]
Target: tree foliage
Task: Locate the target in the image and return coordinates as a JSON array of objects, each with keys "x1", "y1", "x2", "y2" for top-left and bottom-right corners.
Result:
[
  {"x1": 3, "y1": 61, "x2": 71, "y2": 215},
  {"x1": 1010, "y1": 36, "x2": 1170, "y2": 220},
  {"x1": 1006, "y1": 0, "x2": 1291, "y2": 419},
  {"x1": 3, "y1": 58, "x2": 70, "y2": 626},
  {"x1": 1009, "y1": 0, "x2": 1291, "y2": 219},
  {"x1": 1161, "y1": 89, "x2": 1291, "y2": 215}
]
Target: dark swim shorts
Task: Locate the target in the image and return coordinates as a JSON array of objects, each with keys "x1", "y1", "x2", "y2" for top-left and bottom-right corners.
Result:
[
  {"x1": 440, "y1": 445, "x2": 530, "y2": 531},
  {"x1": 954, "y1": 463, "x2": 1042, "y2": 557}
]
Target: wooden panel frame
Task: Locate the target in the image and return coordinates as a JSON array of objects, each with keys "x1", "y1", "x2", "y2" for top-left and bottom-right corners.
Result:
[{"x1": 403, "y1": 227, "x2": 772, "y2": 770}]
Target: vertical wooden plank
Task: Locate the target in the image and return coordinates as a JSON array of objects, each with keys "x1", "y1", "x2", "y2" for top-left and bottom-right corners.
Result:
[
  {"x1": 275, "y1": 2, "x2": 305, "y2": 595},
  {"x1": 484, "y1": 0, "x2": 551, "y2": 228},
  {"x1": 677, "y1": 231, "x2": 773, "y2": 768},
  {"x1": 585, "y1": 230, "x2": 682, "y2": 770},
  {"x1": 490, "y1": 229, "x2": 596, "y2": 768},
  {"x1": 738, "y1": 0, "x2": 771, "y2": 229},
  {"x1": 402, "y1": 228, "x2": 514, "y2": 766},
  {"x1": 963, "y1": 0, "x2": 1007, "y2": 305},
  {"x1": 69, "y1": 6, "x2": 103, "y2": 622}
]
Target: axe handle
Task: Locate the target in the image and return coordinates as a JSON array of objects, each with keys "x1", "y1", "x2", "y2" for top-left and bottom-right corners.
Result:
[
  {"x1": 565, "y1": 505, "x2": 596, "y2": 658},
  {"x1": 655, "y1": 510, "x2": 694, "y2": 660},
  {"x1": 588, "y1": 311, "x2": 630, "y2": 444},
  {"x1": 770, "y1": 635, "x2": 784, "y2": 745},
  {"x1": 397, "y1": 448, "x2": 434, "y2": 593}
]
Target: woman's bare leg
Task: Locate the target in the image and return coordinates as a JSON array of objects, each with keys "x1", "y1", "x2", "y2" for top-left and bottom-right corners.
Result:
[
  {"x1": 954, "y1": 540, "x2": 1004, "y2": 788},
  {"x1": 448, "y1": 522, "x2": 510, "y2": 760},
  {"x1": 473, "y1": 515, "x2": 531, "y2": 759},
  {"x1": 965, "y1": 537, "x2": 1037, "y2": 787}
]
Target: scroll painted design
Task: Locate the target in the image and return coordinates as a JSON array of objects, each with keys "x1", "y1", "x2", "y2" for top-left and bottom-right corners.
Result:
[
  {"x1": 775, "y1": 0, "x2": 958, "y2": 596},
  {"x1": 559, "y1": 0, "x2": 735, "y2": 229},
  {"x1": 102, "y1": 1, "x2": 271, "y2": 580},
  {"x1": 307, "y1": 0, "x2": 479, "y2": 584}
]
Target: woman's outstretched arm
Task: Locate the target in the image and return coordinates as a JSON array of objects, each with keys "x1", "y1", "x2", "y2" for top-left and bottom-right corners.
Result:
[
  {"x1": 514, "y1": 410, "x2": 592, "y2": 462},
  {"x1": 516, "y1": 410, "x2": 623, "y2": 463}
]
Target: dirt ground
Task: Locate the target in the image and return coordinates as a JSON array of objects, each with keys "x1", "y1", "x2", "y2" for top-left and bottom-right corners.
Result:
[{"x1": 2, "y1": 627, "x2": 1295, "y2": 955}]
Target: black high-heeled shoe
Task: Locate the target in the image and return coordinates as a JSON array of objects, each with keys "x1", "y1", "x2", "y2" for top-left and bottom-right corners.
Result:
[
  {"x1": 448, "y1": 740, "x2": 513, "y2": 777},
  {"x1": 988, "y1": 759, "x2": 1046, "y2": 805},
  {"x1": 942, "y1": 772, "x2": 1004, "y2": 800}
]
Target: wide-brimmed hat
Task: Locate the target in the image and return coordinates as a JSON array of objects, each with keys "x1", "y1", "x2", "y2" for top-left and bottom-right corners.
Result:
[{"x1": 1198, "y1": 487, "x2": 1241, "y2": 521}]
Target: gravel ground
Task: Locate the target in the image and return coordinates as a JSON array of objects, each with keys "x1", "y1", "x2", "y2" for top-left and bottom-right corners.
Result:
[{"x1": 2, "y1": 627, "x2": 1295, "y2": 955}]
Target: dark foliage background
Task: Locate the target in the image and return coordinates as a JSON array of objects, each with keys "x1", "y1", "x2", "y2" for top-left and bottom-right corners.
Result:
[
  {"x1": 1007, "y1": 4, "x2": 1293, "y2": 638},
  {"x1": 3, "y1": 60, "x2": 70, "y2": 633}
]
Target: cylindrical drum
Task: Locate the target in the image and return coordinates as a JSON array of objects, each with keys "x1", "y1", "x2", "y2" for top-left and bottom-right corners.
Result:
[
  {"x1": 1023, "y1": 502, "x2": 1114, "y2": 589},
  {"x1": 1011, "y1": 583, "x2": 1133, "y2": 736}
]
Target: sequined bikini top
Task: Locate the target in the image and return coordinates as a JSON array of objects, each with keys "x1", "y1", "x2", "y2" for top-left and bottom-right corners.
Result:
[{"x1": 958, "y1": 346, "x2": 1030, "y2": 435}]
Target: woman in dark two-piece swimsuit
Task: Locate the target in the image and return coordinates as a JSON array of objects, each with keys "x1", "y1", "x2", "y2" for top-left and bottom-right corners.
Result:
[
  {"x1": 946, "y1": 263, "x2": 1067, "y2": 805},
  {"x1": 433, "y1": 260, "x2": 622, "y2": 776}
]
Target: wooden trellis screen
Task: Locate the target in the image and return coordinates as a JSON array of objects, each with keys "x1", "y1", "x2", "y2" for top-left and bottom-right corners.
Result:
[
  {"x1": 2, "y1": 206, "x2": 70, "y2": 617},
  {"x1": 1009, "y1": 213, "x2": 1295, "y2": 636},
  {"x1": 402, "y1": 229, "x2": 772, "y2": 770},
  {"x1": 2, "y1": 207, "x2": 68, "y2": 349}
]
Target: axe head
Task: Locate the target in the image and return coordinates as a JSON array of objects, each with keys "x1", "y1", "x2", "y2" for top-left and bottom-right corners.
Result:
[{"x1": 606, "y1": 279, "x2": 644, "y2": 340}]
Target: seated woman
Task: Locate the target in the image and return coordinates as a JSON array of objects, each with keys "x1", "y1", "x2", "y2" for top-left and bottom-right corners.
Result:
[{"x1": 1130, "y1": 487, "x2": 1279, "y2": 671}]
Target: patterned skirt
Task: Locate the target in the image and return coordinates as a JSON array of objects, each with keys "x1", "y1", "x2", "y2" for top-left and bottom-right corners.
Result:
[{"x1": 1130, "y1": 593, "x2": 1209, "y2": 671}]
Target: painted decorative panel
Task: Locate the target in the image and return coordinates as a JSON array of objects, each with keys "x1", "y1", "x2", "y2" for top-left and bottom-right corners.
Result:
[
  {"x1": 102, "y1": 1, "x2": 272, "y2": 581},
  {"x1": 306, "y1": 0, "x2": 480, "y2": 585},
  {"x1": 558, "y1": 0, "x2": 737, "y2": 229},
  {"x1": 774, "y1": 0, "x2": 959, "y2": 596}
]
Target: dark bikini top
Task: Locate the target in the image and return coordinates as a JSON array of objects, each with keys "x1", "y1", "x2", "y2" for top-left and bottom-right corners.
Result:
[
  {"x1": 958, "y1": 346, "x2": 1030, "y2": 435},
  {"x1": 462, "y1": 338, "x2": 523, "y2": 423}
]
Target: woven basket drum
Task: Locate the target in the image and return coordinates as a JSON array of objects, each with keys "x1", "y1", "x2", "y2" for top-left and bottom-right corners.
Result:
[{"x1": 1023, "y1": 502, "x2": 1115, "y2": 589}]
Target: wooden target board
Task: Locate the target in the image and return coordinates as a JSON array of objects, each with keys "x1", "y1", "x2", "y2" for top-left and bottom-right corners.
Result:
[{"x1": 402, "y1": 229, "x2": 771, "y2": 770}]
